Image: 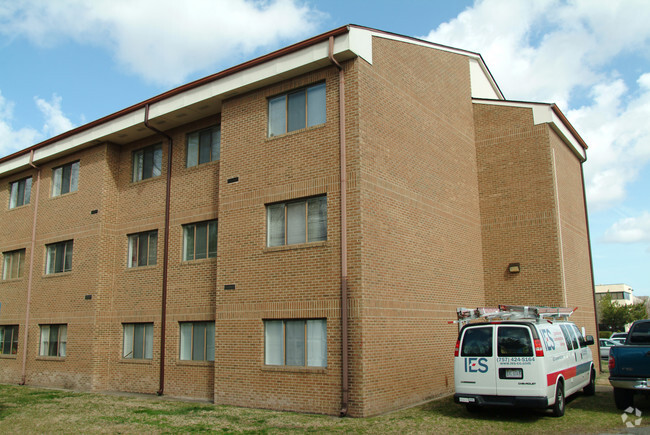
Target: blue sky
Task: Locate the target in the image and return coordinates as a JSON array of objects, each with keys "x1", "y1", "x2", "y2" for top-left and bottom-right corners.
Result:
[{"x1": 1, "y1": 0, "x2": 649, "y2": 297}]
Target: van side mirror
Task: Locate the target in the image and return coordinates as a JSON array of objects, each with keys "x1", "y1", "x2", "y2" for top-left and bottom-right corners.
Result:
[{"x1": 585, "y1": 335, "x2": 594, "y2": 346}]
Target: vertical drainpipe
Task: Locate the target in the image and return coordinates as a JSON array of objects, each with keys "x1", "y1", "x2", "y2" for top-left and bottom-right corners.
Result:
[
  {"x1": 144, "y1": 104, "x2": 172, "y2": 395},
  {"x1": 580, "y1": 156, "x2": 601, "y2": 372},
  {"x1": 20, "y1": 150, "x2": 41, "y2": 385},
  {"x1": 328, "y1": 35, "x2": 349, "y2": 417}
]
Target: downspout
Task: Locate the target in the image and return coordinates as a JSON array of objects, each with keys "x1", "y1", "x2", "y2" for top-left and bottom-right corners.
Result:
[
  {"x1": 20, "y1": 150, "x2": 40, "y2": 385},
  {"x1": 329, "y1": 35, "x2": 349, "y2": 417},
  {"x1": 580, "y1": 155, "x2": 601, "y2": 372},
  {"x1": 144, "y1": 104, "x2": 172, "y2": 396}
]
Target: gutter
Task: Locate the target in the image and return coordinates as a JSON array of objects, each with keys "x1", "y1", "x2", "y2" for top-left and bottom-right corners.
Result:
[
  {"x1": 143, "y1": 104, "x2": 173, "y2": 396},
  {"x1": 19, "y1": 150, "x2": 41, "y2": 385},
  {"x1": 329, "y1": 35, "x2": 349, "y2": 417}
]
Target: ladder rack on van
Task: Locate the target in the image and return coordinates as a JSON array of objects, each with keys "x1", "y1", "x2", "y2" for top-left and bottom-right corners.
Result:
[{"x1": 452, "y1": 305, "x2": 576, "y2": 325}]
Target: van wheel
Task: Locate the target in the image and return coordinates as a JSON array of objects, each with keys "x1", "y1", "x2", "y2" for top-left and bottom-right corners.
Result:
[
  {"x1": 552, "y1": 381, "x2": 565, "y2": 417},
  {"x1": 583, "y1": 368, "x2": 596, "y2": 396},
  {"x1": 614, "y1": 388, "x2": 634, "y2": 410}
]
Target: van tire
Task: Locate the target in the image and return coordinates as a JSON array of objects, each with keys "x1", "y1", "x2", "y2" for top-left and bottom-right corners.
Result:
[
  {"x1": 552, "y1": 381, "x2": 565, "y2": 417},
  {"x1": 614, "y1": 388, "x2": 634, "y2": 410},
  {"x1": 583, "y1": 368, "x2": 596, "y2": 396}
]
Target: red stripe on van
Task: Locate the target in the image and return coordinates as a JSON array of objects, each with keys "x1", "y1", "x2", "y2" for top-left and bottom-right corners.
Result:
[{"x1": 547, "y1": 366, "x2": 577, "y2": 386}]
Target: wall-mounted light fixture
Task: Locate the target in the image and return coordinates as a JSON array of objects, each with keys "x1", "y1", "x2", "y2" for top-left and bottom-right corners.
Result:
[{"x1": 508, "y1": 263, "x2": 521, "y2": 273}]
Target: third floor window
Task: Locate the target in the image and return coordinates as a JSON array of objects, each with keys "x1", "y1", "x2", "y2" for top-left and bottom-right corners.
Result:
[
  {"x1": 9, "y1": 177, "x2": 32, "y2": 208},
  {"x1": 268, "y1": 82, "x2": 326, "y2": 137},
  {"x1": 187, "y1": 125, "x2": 220, "y2": 167},
  {"x1": 133, "y1": 144, "x2": 162, "y2": 182},
  {"x1": 52, "y1": 162, "x2": 79, "y2": 197}
]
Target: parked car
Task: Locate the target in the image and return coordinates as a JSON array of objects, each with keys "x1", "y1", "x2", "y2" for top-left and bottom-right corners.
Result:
[
  {"x1": 610, "y1": 332, "x2": 628, "y2": 341},
  {"x1": 599, "y1": 339, "x2": 617, "y2": 359},
  {"x1": 608, "y1": 319, "x2": 650, "y2": 409},
  {"x1": 611, "y1": 337, "x2": 626, "y2": 345}
]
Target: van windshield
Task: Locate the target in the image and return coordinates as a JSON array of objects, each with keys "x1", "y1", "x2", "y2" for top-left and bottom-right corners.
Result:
[
  {"x1": 498, "y1": 326, "x2": 533, "y2": 357},
  {"x1": 461, "y1": 327, "x2": 493, "y2": 357}
]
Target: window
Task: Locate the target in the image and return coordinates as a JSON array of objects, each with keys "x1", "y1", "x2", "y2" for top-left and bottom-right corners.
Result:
[
  {"x1": 267, "y1": 196, "x2": 326, "y2": 247},
  {"x1": 9, "y1": 177, "x2": 32, "y2": 208},
  {"x1": 183, "y1": 220, "x2": 217, "y2": 261},
  {"x1": 187, "y1": 125, "x2": 220, "y2": 167},
  {"x1": 132, "y1": 144, "x2": 162, "y2": 182},
  {"x1": 45, "y1": 240, "x2": 73, "y2": 274},
  {"x1": 127, "y1": 231, "x2": 158, "y2": 267},
  {"x1": 39, "y1": 324, "x2": 67, "y2": 357},
  {"x1": 123, "y1": 323, "x2": 153, "y2": 359},
  {"x1": 180, "y1": 322, "x2": 214, "y2": 361},
  {"x1": 559, "y1": 324, "x2": 575, "y2": 350},
  {"x1": 268, "y1": 83, "x2": 326, "y2": 137},
  {"x1": 461, "y1": 326, "x2": 493, "y2": 357},
  {"x1": 571, "y1": 325, "x2": 587, "y2": 348},
  {"x1": 264, "y1": 319, "x2": 327, "y2": 367},
  {"x1": 52, "y1": 161, "x2": 79, "y2": 197},
  {"x1": 0, "y1": 325, "x2": 19, "y2": 355},
  {"x1": 497, "y1": 326, "x2": 533, "y2": 357},
  {"x1": 2, "y1": 249, "x2": 25, "y2": 280}
]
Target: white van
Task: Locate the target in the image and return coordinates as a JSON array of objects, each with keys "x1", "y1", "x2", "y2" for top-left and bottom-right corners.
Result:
[{"x1": 453, "y1": 306, "x2": 596, "y2": 417}]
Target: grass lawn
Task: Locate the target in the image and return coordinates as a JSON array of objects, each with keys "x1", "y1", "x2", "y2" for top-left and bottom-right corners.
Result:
[{"x1": 0, "y1": 369, "x2": 648, "y2": 434}]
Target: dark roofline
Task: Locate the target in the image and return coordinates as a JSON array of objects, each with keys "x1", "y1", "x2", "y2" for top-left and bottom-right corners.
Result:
[{"x1": 0, "y1": 24, "x2": 350, "y2": 165}]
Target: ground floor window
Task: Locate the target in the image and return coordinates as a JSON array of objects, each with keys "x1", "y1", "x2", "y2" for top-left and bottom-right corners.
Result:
[
  {"x1": 264, "y1": 319, "x2": 326, "y2": 367},
  {"x1": 123, "y1": 323, "x2": 153, "y2": 359},
  {"x1": 180, "y1": 322, "x2": 214, "y2": 361},
  {"x1": 0, "y1": 325, "x2": 19, "y2": 355},
  {"x1": 39, "y1": 324, "x2": 67, "y2": 357}
]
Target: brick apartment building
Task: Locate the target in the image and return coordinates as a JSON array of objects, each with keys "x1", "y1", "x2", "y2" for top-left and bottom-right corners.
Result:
[{"x1": 0, "y1": 25, "x2": 597, "y2": 417}]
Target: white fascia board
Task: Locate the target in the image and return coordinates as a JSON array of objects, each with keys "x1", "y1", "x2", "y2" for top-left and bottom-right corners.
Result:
[
  {"x1": 469, "y1": 58, "x2": 501, "y2": 99},
  {"x1": 473, "y1": 99, "x2": 586, "y2": 160}
]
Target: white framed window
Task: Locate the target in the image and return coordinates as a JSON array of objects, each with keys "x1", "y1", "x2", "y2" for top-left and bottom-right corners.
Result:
[
  {"x1": 187, "y1": 125, "x2": 220, "y2": 167},
  {"x1": 52, "y1": 161, "x2": 79, "y2": 197},
  {"x1": 132, "y1": 144, "x2": 162, "y2": 182},
  {"x1": 39, "y1": 324, "x2": 67, "y2": 357},
  {"x1": 264, "y1": 319, "x2": 327, "y2": 367},
  {"x1": 127, "y1": 230, "x2": 158, "y2": 267},
  {"x1": 123, "y1": 323, "x2": 153, "y2": 359},
  {"x1": 2, "y1": 249, "x2": 25, "y2": 280},
  {"x1": 0, "y1": 325, "x2": 19, "y2": 355},
  {"x1": 267, "y1": 196, "x2": 326, "y2": 247},
  {"x1": 45, "y1": 240, "x2": 73, "y2": 274},
  {"x1": 183, "y1": 220, "x2": 217, "y2": 261},
  {"x1": 180, "y1": 322, "x2": 215, "y2": 361},
  {"x1": 9, "y1": 177, "x2": 32, "y2": 208},
  {"x1": 268, "y1": 82, "x2": 326, "y2": 137}
]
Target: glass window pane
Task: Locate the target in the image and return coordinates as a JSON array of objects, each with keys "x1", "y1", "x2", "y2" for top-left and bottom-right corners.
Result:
[
  {"x1": 307, "y1": 319, "x2": 327, "y2": 367},
  {"x1": 497, "y1": 327, "x2": 533, "y2": 357},
  {"x1": 211, "y1": 126, "x2": 221, "y2": 161},
  {"x1": 59, "y1": 325, "x2": 67, "y2": 357},
  {"x1": 192, "y1": 323, "x2": 206, "y2": 361},
  {"x1": 285, "y1": 320, "x2": 305, "y2": 366},
  {"x1": 24, "y1": 177, "x2": 32, "y2": 205},
  {"x1": 267, "y1": 204, "x2": 285, "y2": 247},
  {"x1": 287, "y1": 90, "x2": 306, "y2": 132},
  {"x1": 187, "y1": 132, "x2": 199, "y2": 167},
  {"x1": 144, "y1": 324, "x2": 153, "y2": 359},
  {"x1": 461, "y1": 327, "x2": 493, "y2": 357},
  {"x1": 265, "y1": 320, "x2": 283, "y2": 365},
  {"x1": 183, "y1": 226, "x2": 195, "y2": 261},
  {"x1": 49, "y1": 325, "x2": 59, "y2": 356},
  {"x1": 52, "y1": 167, "x2": 62, "y2": 196},
  {"x1": 208, "y1": 221, "x2": 218, "y2": 258},
  {"x1": 198, "y1": 130, "x2": 212, "y2": 164},
  {"x1": 55, "y1": 243, "x2": 65, "y2": 273},
  {"x1": 9, "y1": 181, "x2": 18, "y2": 208},
  {"x1": 2, "y1": 255, "x2": 8, "y2": 280},
  {"x1": 11, "y1": 326, "x2": 18, "y2": 355},
  {"x1": 287, "y1": 202, "x2": 306, "y2": 245},
  {"x1": 16, "y1": 180, "x2": 25, "y2": 207},
  {"x1": 138, "y1": 233, "x2": 148, "y2": 266},
  {"x1": 64, "y1": 241, "x2": 73, "y2": 272},
  {"x1": 307, "y1": 83, "x2": 326, "y2": 127},
  {"x1": 206, "y1": 323, "x2": 215, "y2": 362},
  {"x1": 123, "y1": 324, "x2": 134, "y2": 358},
  {"x1": 46, "y1": 245, "x2": 55, "y2": 274},
  {"x1": 70, "y1": 162, "x2": 79, "y2": 192},
  {"x1": 195, "y1": 223, "x2": 207, "y2": 260},
  {"x1": 133, "y1": 150, "x2": 143, "y2": 181},
  {"x1": 61, "y1": 164, "x2": 71, "y2": 195},
  {"x1": 180, "y1": 323, "x2": 192, "y2": 360},
  {"x1": 128, "y1": 235, "x2": 136, "y2": 267},
  {"x1": 40, "y1": 326, "x2": 49, "y2": 356},
  {"x1": 133, "y1": 324, "x2": 144, "y2": 359},
  {"x1": 268, "y1": 95, "x2": 286, "y2": 137},
  {"x1": 148, "y1": 232, "x2": 157, "y2": 266},
  {"x1": 143, "y1": 147, "x2": 153, "y2": 179},
  {"x1": 308, "y1": 197, "x2": 327, "y2": 242},
  {"x1": 2, "y1": 328, "x2": 10, "y2": 355}
]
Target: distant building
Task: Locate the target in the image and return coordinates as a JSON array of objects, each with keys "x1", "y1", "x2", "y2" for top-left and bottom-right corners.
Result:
[{"x1": 595, "y1": 284, "x2": 642, "y2": 306}]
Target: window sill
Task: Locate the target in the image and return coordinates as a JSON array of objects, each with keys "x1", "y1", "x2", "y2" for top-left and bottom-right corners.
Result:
[
  {"x1": 177, "y1": 360, "x2": 213, "y2": 367},
  {"x1": 36, "y1": 356, "x2": 66, "y2": 362},
  {"x1": 261, "y1": 365, "x2": 327, "y2": 374},
  {"x1": 0, "y1": 354, "x2": 18, "y2": 359},
  {"x1": 129, "y1": 175, "x2": 163, "y2": 186},
  {"x1": 180, "y1": 257, "x2": 217, "y2": 265},
  {"x1": 8, "y1": 203, "x2": 31, "y2": 211},
  {"x1": 266, "y1": 122, "x2": 326, "y2": 141},
  {"x1": 185, "y1": 160, "x2": 220, "y2": 172},
  {"x1": 119, "y1": 358, "x2": 153, "y2": 365},
  {"x1": 263, "y1": 241, "x2": 327, "y2": 253},
  {"x1": 50, "y1": 190, "x2": 78, "y2": 200},
  {"x1": 125, "y1": 265, "x2": 159, "y2": 272},
  {"x1": 42, "y1": 271, "x2": 73, "y2": 279},
  {"x1": 1, "y1": 277, "x2": 24, "y2": 284}
]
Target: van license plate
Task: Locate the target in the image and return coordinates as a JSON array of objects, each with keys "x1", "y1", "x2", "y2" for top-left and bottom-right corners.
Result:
[
  {"x1": 505, "y1": 369, "x2": 523, "y2": 379},
  {"x1": 459, "y1": 397, "x2": 475, "y2": 403}
]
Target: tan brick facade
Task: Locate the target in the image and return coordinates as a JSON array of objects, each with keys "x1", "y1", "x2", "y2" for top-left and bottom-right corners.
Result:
[{"x1": 0, "y1": 29, "x2": 596, "y2": 417}]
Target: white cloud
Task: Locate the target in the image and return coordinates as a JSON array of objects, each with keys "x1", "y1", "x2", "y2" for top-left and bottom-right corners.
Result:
[
  {"x1": 0, "y1": 0, "x2": 322, "y2": 85},
  {"x1": 421, "y1": 0, "x2": 650, "y2": 211},
  {"x1": 0, "y1": 91, "x2": 75, "y2": 157},
  {"x1": 604, "y1": 212, "x2": 650, "y2": 243}
]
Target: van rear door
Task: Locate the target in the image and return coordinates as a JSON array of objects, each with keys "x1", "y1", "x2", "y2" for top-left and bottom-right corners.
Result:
[
  {"x1": 456, "y1": 325, "x2": 497, "y2": 395},
  {"x1": 495, "y1": 325, "x2": 541, "y2": 396}
]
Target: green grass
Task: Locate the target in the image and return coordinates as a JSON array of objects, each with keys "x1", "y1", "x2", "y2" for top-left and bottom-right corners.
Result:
[{"x1": 0, "y1": 371, "x2": 648, "y2": 434}]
